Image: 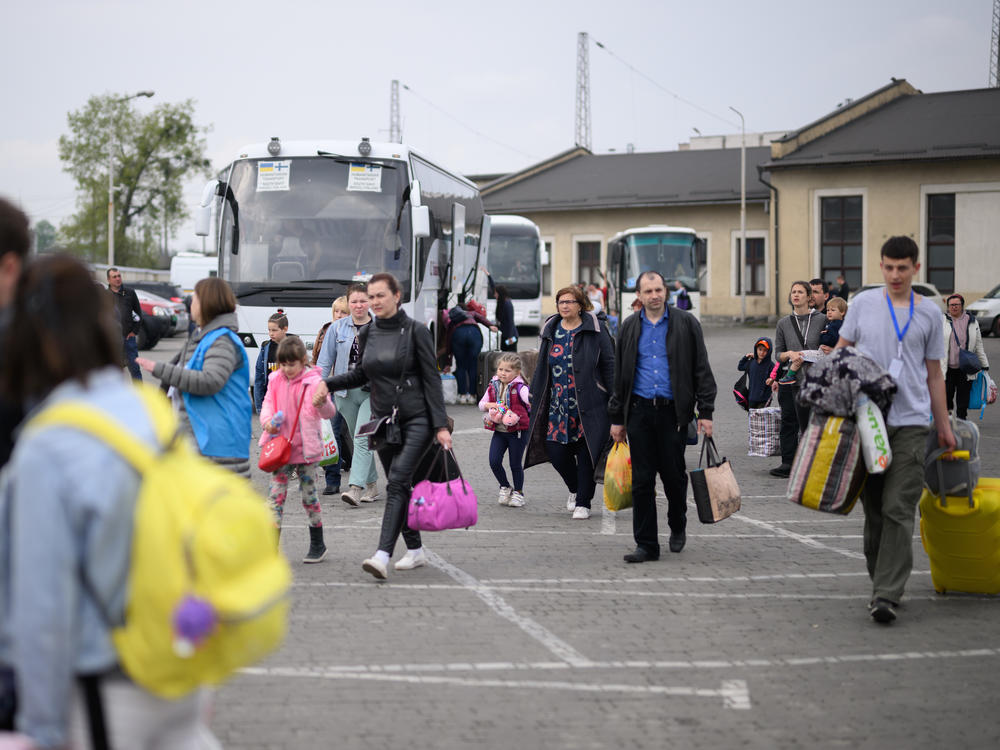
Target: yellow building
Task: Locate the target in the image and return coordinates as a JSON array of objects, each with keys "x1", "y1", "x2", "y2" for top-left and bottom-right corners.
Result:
[{"x1": 762, "y1": 79, "x2": 1000, "y2": 316}]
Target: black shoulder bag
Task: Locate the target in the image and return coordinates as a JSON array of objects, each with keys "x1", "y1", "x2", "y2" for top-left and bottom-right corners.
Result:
[{"x1": 357, "y1": 321, "x2": 412, "y2": 450}]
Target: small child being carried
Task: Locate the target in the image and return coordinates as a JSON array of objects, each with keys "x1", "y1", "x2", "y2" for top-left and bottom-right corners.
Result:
[{"x1": 479, "y1": 353, "x2": 531, "y2": 508}]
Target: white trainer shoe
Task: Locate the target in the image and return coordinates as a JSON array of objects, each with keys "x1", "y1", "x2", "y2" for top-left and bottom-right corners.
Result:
[
  {"x1": 341, "y1": 485, "x2": 363, "y2": 507},
  {"x1": 508, "y1": 491, "x2": 526, "y2": 508},
  {"x1": 572, "y1": 506, "x2": 591, "y2": 520},
  {"x1": 362, "y1": 557, "x2": 388, "y2": 580},
  {"x1": 498, "y1": 486, "x2": 513, "y2": 505},
  {"x1": 394, "y1": 549, "x2": 427, "y2": 571},
  {"x1": 361, "y1": 482, "x2": 379, "y2": 503},
  {"x1": 567, "y1": 493, "x2": 577, "y2": 511}
]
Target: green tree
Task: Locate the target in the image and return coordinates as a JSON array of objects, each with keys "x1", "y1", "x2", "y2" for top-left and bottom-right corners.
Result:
[
  {"x1": 33, "y1": 219, "x2": 57, "y2": 252},
  {"x1": 58, "y1": 94, "x2": 211, "y2": 265}
]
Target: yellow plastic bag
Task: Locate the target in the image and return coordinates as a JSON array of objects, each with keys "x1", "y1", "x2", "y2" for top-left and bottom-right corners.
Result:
[{"x1": 603, "y1": 441, "x2": 633, "y2": 511}]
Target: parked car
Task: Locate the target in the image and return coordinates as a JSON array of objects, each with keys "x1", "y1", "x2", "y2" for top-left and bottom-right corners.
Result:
[
  {"x1": 135, "y1": 289, "x2": 190, "y2": 336},
  {"x1": 848, "y1": 282, "x2": 947, "y2": 314},
  {"x1": 966, "y1": 283, "x2": 1000, "y2": 337},
  {"x1": 128, "y1": 281, "x2": 189, "y2": 308}
]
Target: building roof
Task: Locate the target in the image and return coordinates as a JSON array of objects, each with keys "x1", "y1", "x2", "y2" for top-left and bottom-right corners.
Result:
[
  {"x1": 764, "y1": 86, "x2": 1000, "y2": 169},
  {"x1": 482, "y1": 146, "x2": 771, "y2": 213}
]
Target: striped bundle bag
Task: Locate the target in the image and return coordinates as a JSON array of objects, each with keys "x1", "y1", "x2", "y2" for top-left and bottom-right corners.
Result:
[{"x1": 787, "y1": 413, "x2": 866, "y2": 514}]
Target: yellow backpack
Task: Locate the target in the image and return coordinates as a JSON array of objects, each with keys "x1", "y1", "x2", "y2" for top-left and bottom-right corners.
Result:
[{"x1": 27, "y1": 384, "x2": 291, "y2": 698}]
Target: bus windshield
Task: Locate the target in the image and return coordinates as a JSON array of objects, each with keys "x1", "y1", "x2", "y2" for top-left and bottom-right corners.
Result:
[
  {"x1": 624, "y1": 232, "x2": 698, "y2": 291},
  {"x1": 220, "y1": 157, "x2": 410, "y2": 294},
  {"x1": 487, "y1": 232, "x2": 540, "y2": 299}
]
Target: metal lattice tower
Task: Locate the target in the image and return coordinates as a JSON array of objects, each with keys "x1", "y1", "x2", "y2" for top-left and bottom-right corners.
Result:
[
  {"x1": 991, "y1": 0, "x2": 1000, "y2": 87},
  {"x1": 575, "y1": 32, "x2": 592, "y2": 150},
  {"x1": 390, "y1": 79, "x2": 402, "y2": 143}
]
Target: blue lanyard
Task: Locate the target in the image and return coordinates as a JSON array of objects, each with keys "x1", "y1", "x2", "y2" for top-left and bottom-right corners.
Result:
[{"x1": 886, "y1": 290, "x2": 914, "y2": 343}]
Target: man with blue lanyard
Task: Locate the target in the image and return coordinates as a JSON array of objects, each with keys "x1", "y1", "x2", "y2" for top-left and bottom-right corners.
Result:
[
  {"x1": 608, "y1": 270, "x2": 716, "y2": 563},
  {"x1": 837, "y1": 236, "x2": 955, "y2": 624}
]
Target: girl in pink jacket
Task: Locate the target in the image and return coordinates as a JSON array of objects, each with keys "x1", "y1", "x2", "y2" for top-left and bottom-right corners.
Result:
[{"x1": 259, "y1": 336, "x2": 336, "y2": 563}]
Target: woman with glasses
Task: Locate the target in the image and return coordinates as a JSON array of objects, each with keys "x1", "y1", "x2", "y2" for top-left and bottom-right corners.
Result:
[
  {"x1": 941, "y1": 294, "x2": 989, "y2": 419},
  {"x1": 524, "y1": 286, "x2": 615, "y2": 519}
]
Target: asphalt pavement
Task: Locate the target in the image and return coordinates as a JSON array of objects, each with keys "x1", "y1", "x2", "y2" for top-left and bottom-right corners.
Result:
[{"x1": 147, "y1": 325, "x2": 1000, "y2": 750}]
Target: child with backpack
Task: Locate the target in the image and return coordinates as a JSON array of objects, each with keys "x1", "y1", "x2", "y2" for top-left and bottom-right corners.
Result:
[
  {"x1": 478, "y1": 353, "x2": 531, "y2": 508},
  {"x1": 737, "y1": 337, "x2": 774, "y2": 408},
  {"x1": 259, "y1": 336, "x2": 336, "y2": 563},
  {"x1": 254, "y1": 311, "x2": 289, "y2": 413}
]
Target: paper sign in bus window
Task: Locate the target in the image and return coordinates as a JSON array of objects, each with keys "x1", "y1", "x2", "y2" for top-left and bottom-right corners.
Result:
[
  {"x1": 347, "y1": 163, "x2": 382, "y2": 192},
  {"x1": 257, "y1": 161, "x2": 291, "y2": 192}
]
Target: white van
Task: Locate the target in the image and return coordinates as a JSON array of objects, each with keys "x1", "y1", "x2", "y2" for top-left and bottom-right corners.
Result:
[{"x1": 170, "y1": 254, "x2": 219, "y2": 295}]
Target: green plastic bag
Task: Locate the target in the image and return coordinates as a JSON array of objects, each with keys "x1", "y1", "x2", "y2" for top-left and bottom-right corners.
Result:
[{"x1": 603, "y1": 442, "x2": 632, "y2": 511}]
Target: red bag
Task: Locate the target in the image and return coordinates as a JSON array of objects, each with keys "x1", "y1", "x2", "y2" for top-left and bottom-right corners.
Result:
[{"x1": 258, "y1": 386, "x2": 305, "y2": 473}]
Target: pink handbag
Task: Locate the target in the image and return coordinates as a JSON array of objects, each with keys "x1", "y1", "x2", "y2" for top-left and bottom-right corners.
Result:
[{"x1": 408, "y1": 448, "x2": 478, "y2": 531}]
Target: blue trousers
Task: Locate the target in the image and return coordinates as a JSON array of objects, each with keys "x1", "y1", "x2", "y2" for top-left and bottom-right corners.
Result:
[
  {"x1": 451, "y1": 325, "x2": 482, "y2": 395},
  {"x1": 323, "y1": 412, "x2": 345, "y2": 488},
  {"x1": 489, "y1": 430, "x2": 526, "y2": 492},
  {"x1": 123, "y1": 335, "x2": 142, "y2": 381}
]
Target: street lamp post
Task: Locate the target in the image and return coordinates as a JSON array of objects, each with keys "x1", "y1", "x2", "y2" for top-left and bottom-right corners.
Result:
[
  {"x1": 729, "y1": 106, "x2": 746, "y2": 324},
  {"x1": 108, "y1": 90, "x2": 154, "y2": 266}
]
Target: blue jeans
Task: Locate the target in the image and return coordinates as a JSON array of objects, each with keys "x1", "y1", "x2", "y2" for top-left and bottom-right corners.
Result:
[
  {"x1": 123, "y1": 335, "x2": 142, "y2": 381},
  {"x1": 451, "y1": 325, "x2": 482, "y2": 395},
  {"x1": 323, "y1": 412, "x2": 345, "y2": 488},
  {"x1": 489, "y1": 430, "x2": 526, "y2": 492}
]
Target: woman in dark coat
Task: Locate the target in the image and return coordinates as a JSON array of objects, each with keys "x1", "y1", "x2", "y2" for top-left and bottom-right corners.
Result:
[
  {"x1": 494, "y1": 284, "x2": 518, "y2": 353},
  {"x1": 524, "y1": 285, "x2": 615, "y2": 519}
]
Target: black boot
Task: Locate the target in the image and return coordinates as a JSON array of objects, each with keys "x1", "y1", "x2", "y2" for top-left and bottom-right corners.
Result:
[{"x1": 303, "y1": 525, "x2": 327, "y2": 563}]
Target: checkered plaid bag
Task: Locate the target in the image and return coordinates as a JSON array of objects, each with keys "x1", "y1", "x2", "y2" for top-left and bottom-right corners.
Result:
[{"x1": 747, "y1": 407, "x2": 781, "y2": 457}]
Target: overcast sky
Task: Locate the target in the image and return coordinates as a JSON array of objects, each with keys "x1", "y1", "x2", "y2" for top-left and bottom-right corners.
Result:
[{"x1": 1, "y1": 0, "x2": 992, "y2": 253}]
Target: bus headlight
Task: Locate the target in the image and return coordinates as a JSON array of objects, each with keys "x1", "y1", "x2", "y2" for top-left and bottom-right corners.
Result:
[
  {"x1": 152, "y1": 306, "x2": 170, "y2": 317},
  {"x1": 267, "y1": 137, "x2": 281, "y2": 156}
]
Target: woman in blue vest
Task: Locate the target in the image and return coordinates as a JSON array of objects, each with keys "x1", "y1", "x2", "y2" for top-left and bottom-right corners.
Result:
[{"x1": 137, "y1": 277, "x2": 252, "y2": 476}]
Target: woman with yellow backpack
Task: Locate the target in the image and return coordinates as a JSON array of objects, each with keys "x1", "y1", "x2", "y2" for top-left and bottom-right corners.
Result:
[{"x1": 0, "y1": 256, "x2": 228, "y2": 748}]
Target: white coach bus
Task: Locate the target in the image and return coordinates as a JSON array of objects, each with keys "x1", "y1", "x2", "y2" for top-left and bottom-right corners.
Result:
[
  {"x1": 484, "y1": 215, "x2": 544, "y2": 331},
  {"x1": 606, "y1": 225, "x2": 703, "y2": 319},
  {"x1": 194, "y1": 137, "x2": 490, "y2": 371}
]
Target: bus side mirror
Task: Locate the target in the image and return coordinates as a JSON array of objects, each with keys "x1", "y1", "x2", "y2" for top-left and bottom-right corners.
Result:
[
  {"x1": 194, "y1": 180, "x2": 219, "y2": 237},
  {"x1": 411, "y1": 205, "x2": 430, "y2": 239}
]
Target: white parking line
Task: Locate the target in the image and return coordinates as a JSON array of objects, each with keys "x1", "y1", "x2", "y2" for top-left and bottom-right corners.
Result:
[
  {"x1": 238, "y1": 666, "x2": 751, "y2": 709},
  {"x1": 724, "y1": 509, "x2": 866, "y2": 560},
  {"x1": 479, "y1": 571, "x2": 931, "y2": 585},
  {"x1": 423, "y1": 548, "x2": 593, "y2": 667}
]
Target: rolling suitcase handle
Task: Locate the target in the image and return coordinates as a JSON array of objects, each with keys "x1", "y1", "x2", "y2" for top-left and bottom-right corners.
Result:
[{"x1": 926, "y1": 448, "x2": 974, "y2": 508}]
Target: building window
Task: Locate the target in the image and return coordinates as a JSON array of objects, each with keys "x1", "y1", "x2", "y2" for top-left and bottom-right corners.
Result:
[
  {"x1": 576, "y1": 241, "x2": 601, "y2": 286},
  {"x1": 735, "y1": 237, "x2": 765, "y2": 295},
  {"x1": 542, "y1": 240, "x2": 553, "y2": 296},
  {"x1": 820, "y1": 195, "x2": 863, "y2": 289},
  {"x1": 926, "y1": 193, "x2": 955, "y2": 293}
]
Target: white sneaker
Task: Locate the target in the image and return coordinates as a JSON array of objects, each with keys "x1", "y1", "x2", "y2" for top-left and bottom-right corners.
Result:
[
  {"x1": 508, "y1": 491, "x2": 526, "y2": 508},
  {"x1": 361, "y1": 482, "x2": 379, "y2": 503},
  {"x1": 567, "y1": 493, "x2": 577, "y2": 511},
  {"x1": 572, "y1": 506, "x2": 591, "y2": 520},
  {"x1": 362, "y1": 557, "x2": 388, "y2": 580},
  {"x1": 394, "y1": 549, "x2": 427, "y2": 570},
  {"x1": 341, "y1": 485, "x2": 363, "y2": 507},
  {"x1": 498, "y1": 486, "x2": 512, "y2": 505}
]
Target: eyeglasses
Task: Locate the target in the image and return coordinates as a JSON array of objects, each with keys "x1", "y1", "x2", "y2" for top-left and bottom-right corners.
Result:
[{"x1": 557, "y1": 299, "x2": 579, "y2": 305}]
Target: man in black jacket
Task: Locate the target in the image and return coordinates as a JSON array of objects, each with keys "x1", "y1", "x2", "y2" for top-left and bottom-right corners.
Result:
[
  {"x1": 0, "y1": 197, "x2": 30, "y2": 470},
  {"x1": 107, "y1": 267, "x2": 143, "y2": 380},
  {"x1": 608, "y1": 271, "x2": 716, "y2": 562}
]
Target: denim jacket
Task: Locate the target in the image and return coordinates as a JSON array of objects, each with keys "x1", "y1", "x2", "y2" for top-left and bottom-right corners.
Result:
[
  {"x1": 317, "y1": 314, "x2": 373, "y2": 396},
  {"x1": 0, "y1": 368, "x2": 157, "y2": 748}
]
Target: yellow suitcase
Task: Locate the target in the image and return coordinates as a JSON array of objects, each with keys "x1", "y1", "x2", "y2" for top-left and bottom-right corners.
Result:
[{"x1": 919, "y1": 477, "x2": 1000, "y2": 595}]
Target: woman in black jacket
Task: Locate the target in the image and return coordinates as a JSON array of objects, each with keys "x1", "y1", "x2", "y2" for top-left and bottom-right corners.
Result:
[
  {"x1": 524, "y1": 285, "x2": 615, "y2": 519},
  {"x1": 313, "y1": 273, "x2": 451, "y2": 580}
]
